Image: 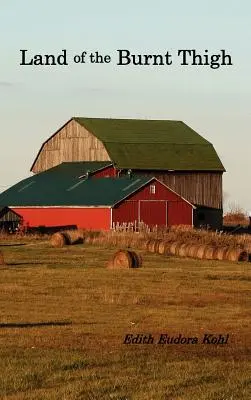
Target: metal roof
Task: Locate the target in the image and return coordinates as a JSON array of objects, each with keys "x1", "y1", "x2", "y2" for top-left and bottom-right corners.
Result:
[
  {"x1": 73, "y1": 117, "x2": 225, "y2": 171},
  {"x1": 0, "y1": 172, "x2": 154, "y2": 207},
  {"x1": 35, "y1": 161, "x2": 113, "y2": 180}
]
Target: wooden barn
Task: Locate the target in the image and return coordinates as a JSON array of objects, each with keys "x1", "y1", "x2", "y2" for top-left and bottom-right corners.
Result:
[
  {"x1": 0, "y1": 206, "x2": 22, "y2": 232},
  {"x1": 30, "y1": 117, "x2": 225, "y2": 228},
  {"x1": 0, "y1": 169, "x2": 194, "y2": 230}
]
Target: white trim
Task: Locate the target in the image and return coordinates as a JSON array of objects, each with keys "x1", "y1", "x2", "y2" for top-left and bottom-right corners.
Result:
[
  {"x1": 166, "y1": 201, "x2": 168, "y2": 226},
  {"x1": 150, "y1": 177, "x2": 196, "y2": 208},
  {"x1": 112, "y1": 178, "x2": 154, "y2": 206},
  {"x1": 110, "y1": 208, "x2": 113, "y2": 229},
  {"x1": 112, "y1": 177, "x2": 196, "y2": 208}
]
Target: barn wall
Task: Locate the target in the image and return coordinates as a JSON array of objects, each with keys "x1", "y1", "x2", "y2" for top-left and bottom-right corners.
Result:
[
  {"x1": 12, "y1": 208, "x2": 111, "y2": 230},
  {"x1": 193, "y1": 207, "x2": 223, "y2": 230},
  {"x1": 168, "y1": 201, "x2": 193, "y2": 226},
  {"x1": 112, "y1": 180, "x2": 193, "y2": 227},
  {"x1": 32, "y1": 120, "x2": 111, "y2": 173},
  {"x1": 125, "y1": 170, "x2": 222, "y2": 209},
  {"x1": 93, "y1": 166, "x2": 116, "y2": 178},
  {"x1": 124, "y1": 180, "x2": 183, "y2": 202}
]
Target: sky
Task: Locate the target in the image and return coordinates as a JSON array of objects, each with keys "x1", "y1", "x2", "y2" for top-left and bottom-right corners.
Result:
[{"x1": 1, "y1": 0, "x2": 251, "y2": 212}]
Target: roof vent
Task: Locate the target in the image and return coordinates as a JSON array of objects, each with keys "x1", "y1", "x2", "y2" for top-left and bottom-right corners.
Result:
[
  {"x1": 127, "y1": 169, "x2": 132, "y2": 179},
  {"x1": 78, "y1": 170, "x2": 91, "y2": 180}
]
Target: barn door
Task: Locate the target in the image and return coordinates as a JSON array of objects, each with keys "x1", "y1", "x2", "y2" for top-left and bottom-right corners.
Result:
[{"x1": 139, "y1": 201, "x2": 167, "y2": 227}]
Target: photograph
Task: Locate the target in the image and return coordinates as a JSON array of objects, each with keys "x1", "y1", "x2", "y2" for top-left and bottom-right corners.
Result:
[{"x1": 0, "y1": 1, "x2": 250, "y2": 399}]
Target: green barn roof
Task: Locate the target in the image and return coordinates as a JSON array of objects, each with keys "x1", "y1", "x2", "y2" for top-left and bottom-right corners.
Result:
[
  {"x1": 0, "y1": 171, "x2": 152, "y2": 207},
  {"x1": 34, "y1": 161, "x2": 112, "y2": 180},
  {"x1": 74, "y1": 117, "x2": 225, "y2": 171}
]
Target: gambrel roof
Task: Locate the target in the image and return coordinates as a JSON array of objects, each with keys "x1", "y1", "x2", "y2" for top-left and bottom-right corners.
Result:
[{"x1": 31, "y1": 117, "x2": 225, "y2": 172}]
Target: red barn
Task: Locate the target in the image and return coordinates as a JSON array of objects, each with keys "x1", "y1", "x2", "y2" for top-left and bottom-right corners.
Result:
[
  {"x1": 0, "y1": 164, "x2": 194, "y2": 230},
  {"x1": 29, "y1": 117, "x2": 225, "y2": 228}
]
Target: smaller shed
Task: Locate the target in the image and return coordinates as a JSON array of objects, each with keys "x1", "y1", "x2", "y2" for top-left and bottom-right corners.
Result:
[{"x1": 0, "y1": 207, "x2": 22, "y2": 232}]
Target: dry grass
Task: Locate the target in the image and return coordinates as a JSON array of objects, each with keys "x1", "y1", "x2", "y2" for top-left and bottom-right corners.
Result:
[
  {"x1": 83, "y1": 226, "x2": 251, "y2": 253},
  {"x1": 224, "y1": 211, "x2": 249, "y2": 226},
  {"x1": 0, "y1": 238, "x2": 250, "y2": 399}
]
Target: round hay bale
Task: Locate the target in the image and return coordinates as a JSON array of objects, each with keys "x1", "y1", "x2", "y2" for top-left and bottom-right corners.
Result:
[
  {"x1": 214, "y1": 247, "x2": 229, "y2": 260},
  {"x1": 0, "y1": 251, "x2": 5, "y2": 266},
  {"x1": 187, "y1": 244, "x2": 200, "y2": 258},
  {"x1": 63, "y1": 230, "x2": 83, "y2": 245},
  {"x1": 158, "y1": 241, "x2": 172, "y2": 255},
  {"x1": 177, "y1": 243, "x2": 189, "y2": 257},
  {"x1": 129, "y1": 251, "x2": 143, "y2": 268},
  {"x1": 147, "y1": 239, "x2": 160, "y2": 253},
  {"x1": 50, "y1": 232, "x2": 68, "y2": 248},
  {"x1": 204, "y1": 246, "x2": 216, "y2": 260},
  {"x1": 108, "y1": 250, "x2": 134, "y2": 269},
  {"x1": 225, "y1": 248, "x2": 248, "y2": 262},
  {"x1": 169, "y1": 241, "x2": 182, "y2": 256},
  {"x1": 195, "y1": 244, "x2": 207, "y2": 259}
]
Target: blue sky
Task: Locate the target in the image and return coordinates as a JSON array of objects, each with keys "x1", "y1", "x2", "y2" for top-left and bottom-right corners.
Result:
[{"x1": 1, "y1": 0, "x2": 251, "y2": 211}]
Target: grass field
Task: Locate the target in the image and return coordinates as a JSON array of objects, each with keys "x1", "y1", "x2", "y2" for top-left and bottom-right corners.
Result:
[{"x1": 0, "y1": 238, "x2": 250, "y2": 400}]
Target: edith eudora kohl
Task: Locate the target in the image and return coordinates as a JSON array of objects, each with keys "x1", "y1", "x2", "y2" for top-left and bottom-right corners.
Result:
[{"x1": 124, "y1": 333, "x2": 230, "y2": 345}]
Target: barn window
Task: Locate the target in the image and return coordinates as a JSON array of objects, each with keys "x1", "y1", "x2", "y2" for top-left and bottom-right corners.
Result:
[{"x1": 150, "y1": 184, "x2": 156, "y2": 194}]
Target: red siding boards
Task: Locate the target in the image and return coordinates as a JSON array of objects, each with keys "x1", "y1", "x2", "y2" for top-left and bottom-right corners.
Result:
[
  {"x1": 112, "y1": 179, "x2": 194, "y2": 227},
  {"x1": 168, "y1": 201, "x2": 193, "y2": 226},
  {"x1": 93, "y1": 165, "x2": 116, "y2": 178},
  {"x1": 12, "y1": 179, "x2": 194, "y2": 230},
  {"x1": 12, "y1": 208, "x2": 111, "y2": 230},
  {"x1": 140, "y1": 201, "x2": 167, "y2": 226},
  {"x1": 112, "y1": 201, "x2": 138, "y2": 225}
]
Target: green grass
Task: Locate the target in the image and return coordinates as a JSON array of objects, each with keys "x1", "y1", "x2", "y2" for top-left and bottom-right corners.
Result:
[{"x1": 0, "y1": 239, "x2": 250, "y2": 399}]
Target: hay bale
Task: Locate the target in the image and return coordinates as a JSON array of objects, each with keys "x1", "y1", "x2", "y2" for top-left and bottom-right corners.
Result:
[
  {"x1": 129, "y1": 251, "x2": 143, "y2": 267},
  {"x1": 225, "y1": 248, "x2": 248, "y2": 262},
  {"x1": 147, "y1": 239, "x2": 160, "y2": 253},
  {"x1": 214, "y1": 247, "x2": 229, "y2": 260},
  {"x1": 158, "y1": 241, "x2": 172, "y2": 255},
  {"x1": 195, "y1": 244, "x2": 207, "y2": 259},
  {"x1": 169, "y1": 241, "x2": 182, "y2": 256},
  {"x1": 50, "y1": 230, "x2": 83, "y2": 247},
  {"x1": 107, "y1": 250, "x2": 134, "y2": 269},
  {"x1": 204, "y1": 246, "x2": 216, "y2": 260},
  {"x1": 186, "y1": 244, "x2": 200, "y2": 258},
  {"x1": 50, "y1": 232, "x2": 68, "y2": 248},
  {"x1": 63, "y1": 230, "x2": 83, "y2": 245},
  {"x1": 177, "y1": 243, "x2": 189, "y2": 257},
  {"x1": 107, "y1": 250, "x2": 142, "y2": 269},
  {"x1": 0, "y1": 251, "x2": 5, "y2": 266}
]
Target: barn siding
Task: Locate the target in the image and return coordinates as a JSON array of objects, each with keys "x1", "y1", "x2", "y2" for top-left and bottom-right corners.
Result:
[
  {"x1": 32, "y1": 120, "x2": 111, "y2": 173},
  {"x1": 93, "y1": 166, "x2": 116, "y2": 178},
  {"x1": 127, "y1": 170, "x2": 222, "y2": 209},
  {"x1": 112, "y1": 180, "x2": 193, "y2": 227},
  {"x1": 139, "y1": 201, "x2": 167, "y2": 226},
  {"x1": 12, "y1": 208, "x2": 111, "y2": 230},
  {"x1": 112, "y1": 201, "x2": 138, "y2": 224},
  {"x1": 168, "y1": 201, "x2": 193, "y2": 226}
]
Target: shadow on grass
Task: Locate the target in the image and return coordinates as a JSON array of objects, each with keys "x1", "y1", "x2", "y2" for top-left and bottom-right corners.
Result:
[
  {"x1": 6, "y1": 261, "x2": 62, "y2": 266},
  {"x1": 0, "y1": 243, "x2": 26, "y2": 247},
  {"x1": 0, "y1": 321, "x2": 72, "y2": 328}
]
